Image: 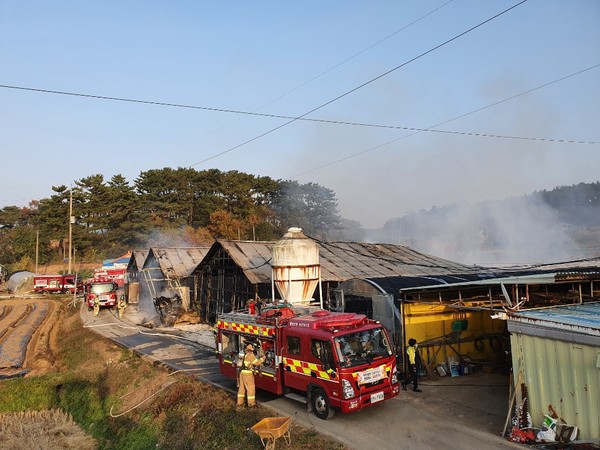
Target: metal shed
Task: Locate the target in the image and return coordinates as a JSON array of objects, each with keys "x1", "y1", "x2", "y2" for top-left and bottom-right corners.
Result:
[
  {"x1": 125, "y1": 250, "x2": 148, "y2": 305},
  {"x1": 395, "y1": 267, "x2": 600, "y2": 376},
  {"x1": 140, "y1": 247, "x2": 210, "y2": 316},
  {"x1": 507, "y1": 302, "x2": 600, "y2": 441}
]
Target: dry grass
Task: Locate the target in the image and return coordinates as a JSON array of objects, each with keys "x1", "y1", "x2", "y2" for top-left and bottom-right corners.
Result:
[{"x1": 0, "y1": 409, "x2": 96, "y2": 450}]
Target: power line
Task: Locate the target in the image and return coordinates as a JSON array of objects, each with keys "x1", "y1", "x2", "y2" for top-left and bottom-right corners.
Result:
[
  {"x1": 124, "y1": 1, "x2": 456, "y2": 171},
  {"x1": 188, "y1": 0, "x2": 529, "y2": 167},
  {"x1": 130, "y1": 0, "x2": 454, "y2": 169},
  {"x1": 3, "y1": 61, "x2": 598, "y2": 149},
  {"x1": 3, "y1": 62, "x2": 597, "y2": 184},
  {"x1": 0, "y1": 0, "x2": 552, "y2": 171},
  {"x1": 290, "y1": 63, "x2": 600, "y2": 178},
  {"x1": 256, "y1": 0, "x2": 456, "y2": 109}
]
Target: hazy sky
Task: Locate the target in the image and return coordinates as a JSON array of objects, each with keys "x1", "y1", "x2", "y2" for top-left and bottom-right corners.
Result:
[{"x1": 1, "y1": 0, "x2": 599, "y2": 228}]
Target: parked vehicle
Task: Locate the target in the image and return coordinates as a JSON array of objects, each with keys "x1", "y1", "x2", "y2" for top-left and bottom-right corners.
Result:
[
  {"x1": 93, "y1": 267, "x2": 126, "y2": 288},
  {"x1": 216, "y1": 305, "x2": 399, "y2": 419},
  {"x1": 33, "y1": 274, "x2": 82, "y2": 294},
  {"x1": 85, "y1": 277, "x2": 119, "y2": 311}
]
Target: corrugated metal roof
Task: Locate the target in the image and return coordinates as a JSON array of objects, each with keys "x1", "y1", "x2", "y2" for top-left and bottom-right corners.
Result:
[
  {"x1": 134, "y1": 250, "x2": 148, "y2": 269},
  {"x1": 398, "y1": 272, "x2": 560, "y2": 292},
  {"x1": 508, "y1": 302, "x2": 600, "y2": 346},
  {"x1": 145, "y1": 247, "x2": 211, "y2": 279},
  {"x1": 127, "y1": 250, "x2": 149, "y2": 270},
  {"x1": 214, "y1": 240, "x2": 485, "y2": 285},
  {"x1": 364, "y1": 274, "x2": 494, "y2": 295},
  {"x1": 521, "y1": 257, "x2": 600, "y2": 272},
  {"x1": 219, "y1": 241, "x2": 274, "y2": 285}
]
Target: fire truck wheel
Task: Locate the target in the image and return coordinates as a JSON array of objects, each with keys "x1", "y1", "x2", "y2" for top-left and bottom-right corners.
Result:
[{"x1": 311, "y1": 388, "x2": 334, "y2": 420}]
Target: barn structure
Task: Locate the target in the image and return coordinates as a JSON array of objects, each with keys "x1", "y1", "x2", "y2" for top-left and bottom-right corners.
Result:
[
  {"x1": 125, "y1": 250, "x2": 148, "y2": 305},
  {"x1": 190, "y1": 236, "x2": 492, "y2": 324},
  {"x1": 139, "y1": 247, "x2": 210, "y2": 320}
]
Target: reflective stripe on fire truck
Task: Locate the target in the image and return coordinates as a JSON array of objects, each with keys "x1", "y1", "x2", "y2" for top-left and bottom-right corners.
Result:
[
  {"x1": 283, "y1": 357, "x2": 338, "y2": 383},
  {"x1": 217, "y1": 320, "x2": 275, "y2": 337}
]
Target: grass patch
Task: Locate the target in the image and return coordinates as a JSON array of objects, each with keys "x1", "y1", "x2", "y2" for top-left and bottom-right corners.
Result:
[
  {"x1": 0, "y1": 299, "x2": 347, "y2": 449},
  {"x1": 0, "y1": 375, "x2": 59, "y2": 411}
]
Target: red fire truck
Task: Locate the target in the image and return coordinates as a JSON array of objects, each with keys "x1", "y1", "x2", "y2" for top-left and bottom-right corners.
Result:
[
  {"x1": 93, "y1": 267, "x2": 126, "y2": 288},
  {"x1": 216, "y1": 304, "x2": 400, "y2": 419},
  {"x1": 85, "y1": 277, "x2": 119, "y2": 310},
  {"x1": 33, "y1": 274, "x2": 82, "y2": 294}
]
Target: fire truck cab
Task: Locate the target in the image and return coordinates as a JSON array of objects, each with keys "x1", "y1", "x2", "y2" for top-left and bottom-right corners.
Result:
[
  {"x1": 85, "y1": 277, "x2": 119, "y2": 310},
  {"x1": 217, "y1": 305, "x2": 399, "y2": 419}
]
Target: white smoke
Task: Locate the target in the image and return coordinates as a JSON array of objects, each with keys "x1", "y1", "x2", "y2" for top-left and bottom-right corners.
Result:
[{"x1": 380, "y1": 196, "x2": 580, "y2": 266}]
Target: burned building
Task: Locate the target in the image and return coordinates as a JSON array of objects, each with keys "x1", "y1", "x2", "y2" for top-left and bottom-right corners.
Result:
[
  {"x1": 191, "y1": 236, "x2": 484, "y2": 324},
  {"x1": 139, "y1": 247, "x2": 210, "y2": 324}
]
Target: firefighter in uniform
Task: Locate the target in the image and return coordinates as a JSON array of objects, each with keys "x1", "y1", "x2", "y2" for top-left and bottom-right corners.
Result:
[
  {"x1": 117, "y1": 296, "x2": 126, "y2": 319},
  {"x1": 93, "y1": 297, "x2": 100, "y2": 317},
  {"x1": 237, "y1": 343, "x2": 264, "y2": 408}
]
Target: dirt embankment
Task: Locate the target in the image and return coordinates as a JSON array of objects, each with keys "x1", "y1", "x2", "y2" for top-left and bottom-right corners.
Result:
[
  {"x1": 0, "y1": 297, "x2": 60, "y2": 378},
  {"x1": 0, "y1": 296, "x2": 346, "y2": 450},
  {"x1": 0, "y1": 296, "x2": 97, "y2": 449}
]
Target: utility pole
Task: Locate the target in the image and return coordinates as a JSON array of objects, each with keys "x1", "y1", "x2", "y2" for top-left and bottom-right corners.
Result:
[
  {"x1": 68, "y1": 188, "x2": 73, "y2": 274},
  {"x1": 35, "y1": 228, "x2": 39, "y2": 274}
]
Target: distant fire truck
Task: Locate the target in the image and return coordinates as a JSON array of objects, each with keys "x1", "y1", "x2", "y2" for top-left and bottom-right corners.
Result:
[
  {"x1": 33, "y1": 274, "x2": 82, "y2": 294},
  {"x1": 216, "y1": 305, "x2": 399, "y2": 419},
  {"x1": 93, "y1": 267, "x2": 126, "y2": 288}
]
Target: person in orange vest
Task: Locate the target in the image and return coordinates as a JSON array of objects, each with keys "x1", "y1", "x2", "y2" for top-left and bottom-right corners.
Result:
[
  {"x1": 401, "y1": 338, "x2": 422, "y2": 392},
  {"x1": 237, "y1": 343, "x2": 264, "y2": 408}
]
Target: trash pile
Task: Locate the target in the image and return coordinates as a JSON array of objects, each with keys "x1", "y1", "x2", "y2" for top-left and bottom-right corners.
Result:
[{"x1": 506, "y1": 383, "x2": 580, "y2": 446}]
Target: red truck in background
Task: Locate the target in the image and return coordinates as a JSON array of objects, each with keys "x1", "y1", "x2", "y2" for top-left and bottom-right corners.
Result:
[
  {"x1": 34, "y1": 274, "x2": 82, "y2": 294},
  {"x1": 216, "y1": 305, "x2": 400, "y2": 419},
  {"x1": 93, "y1": 267, "x2": 126, "y2": 288}
]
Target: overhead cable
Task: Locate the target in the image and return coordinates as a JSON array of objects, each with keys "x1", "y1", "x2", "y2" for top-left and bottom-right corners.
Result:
[
  {"x1": 0, "y1": 2, "x2": 527, "y2": 166},
  {"x1": 187, "y1": 0, "x2": 529, "y2": 167},
  {"x1": 290, "y1": 63, "x2": 600, "y2": 178},
  {"x1": 122, "y1": 0, "x2": 456, "y2": 170}
]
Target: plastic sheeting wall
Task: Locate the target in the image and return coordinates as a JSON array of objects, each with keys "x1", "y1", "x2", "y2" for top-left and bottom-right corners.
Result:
[{"x1": 510, "y1": 332, "x2": 600, "y2": 440}]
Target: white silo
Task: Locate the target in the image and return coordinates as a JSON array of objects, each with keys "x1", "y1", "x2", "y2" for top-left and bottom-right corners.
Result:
[{"x1": 272, "y1": 227, "x2": 322, "y2": 307}]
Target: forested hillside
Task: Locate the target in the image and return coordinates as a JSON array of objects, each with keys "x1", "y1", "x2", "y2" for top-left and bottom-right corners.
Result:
[
  {"x1": 0, "y1": 168, "x2": 363, "y2": 272},
  {"x1": 379, "y1": 182, "x2": 600, "y2": 265},
  {"x1": 1, "y1": 172, "x2": 598, "y2": 272}
]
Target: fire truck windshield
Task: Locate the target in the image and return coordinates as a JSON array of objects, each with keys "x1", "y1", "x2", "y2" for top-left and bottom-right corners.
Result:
[
  {"x1": 334, "y1": 328, "x2": 392, "y2": 368},
  {"x1": 90, "y1": 283, "x2": 115, "y2": 294}
]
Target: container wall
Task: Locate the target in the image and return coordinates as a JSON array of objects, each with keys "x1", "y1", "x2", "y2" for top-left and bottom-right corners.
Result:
[{"x1": 510, "y1": 333, "x2": 600, "y2": 440}]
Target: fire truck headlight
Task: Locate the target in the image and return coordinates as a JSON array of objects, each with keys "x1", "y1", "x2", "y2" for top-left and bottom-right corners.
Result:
[
  {"x1": 392, "y1": 365, "x2": 398, "y2": 384},
  {"x1": 342, "y1": 379, "x2": 356, "y2": 399}
]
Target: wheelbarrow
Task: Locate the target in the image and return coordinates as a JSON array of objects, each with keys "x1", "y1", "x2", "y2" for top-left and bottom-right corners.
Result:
[{"x1": 250, "y1": 416, "x2": 292, "y2": 450}]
